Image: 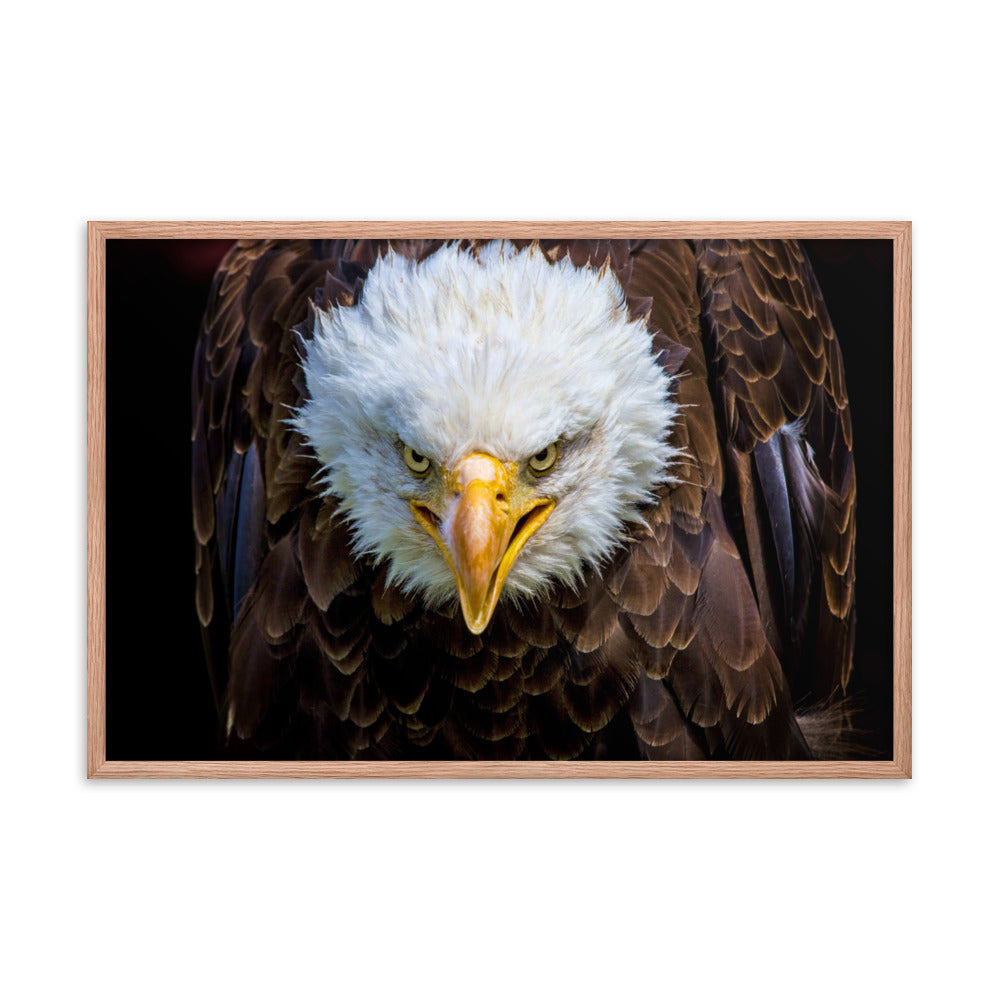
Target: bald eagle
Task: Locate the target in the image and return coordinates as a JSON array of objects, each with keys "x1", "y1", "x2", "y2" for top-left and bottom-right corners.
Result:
[{"x1": 192, "y1": 238, "x2": 855, "y2": 760}]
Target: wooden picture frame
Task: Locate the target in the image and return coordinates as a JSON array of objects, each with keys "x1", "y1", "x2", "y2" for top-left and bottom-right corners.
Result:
[{"x1": 87, "y1": 221, "x2": 911, "y2": 778}]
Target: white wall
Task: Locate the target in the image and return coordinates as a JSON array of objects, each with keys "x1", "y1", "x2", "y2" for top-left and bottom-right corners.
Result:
[{"x1": 2, "y1": 2, "x2": 995, "y2": 997}]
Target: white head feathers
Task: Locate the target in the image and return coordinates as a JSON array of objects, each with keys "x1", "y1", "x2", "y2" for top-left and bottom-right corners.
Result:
[{"x1": 293, "y1": 241, "x2": 681, "y2": 608}]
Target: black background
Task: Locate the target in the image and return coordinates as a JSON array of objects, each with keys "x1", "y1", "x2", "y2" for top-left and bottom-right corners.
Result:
[{"x1": 104, "y1": 238, "x2": 894, "y2": 761}]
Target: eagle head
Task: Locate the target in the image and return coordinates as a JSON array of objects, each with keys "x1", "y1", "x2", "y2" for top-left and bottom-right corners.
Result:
[{"x1": 293, "y1": 241, "x2": 680, "y2": 633}]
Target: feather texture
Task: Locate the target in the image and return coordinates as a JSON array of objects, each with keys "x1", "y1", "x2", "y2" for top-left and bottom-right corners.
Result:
[{"x1": 192, "y1": 238, "x2": 855, "y2": 760}]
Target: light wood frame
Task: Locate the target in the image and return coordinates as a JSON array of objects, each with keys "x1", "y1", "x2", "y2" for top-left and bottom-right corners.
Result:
[{"x1": 87, "y1": 221, "x2": 912, "y2": 778}]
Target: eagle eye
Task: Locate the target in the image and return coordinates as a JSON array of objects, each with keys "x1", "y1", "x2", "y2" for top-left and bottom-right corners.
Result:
[
  {"x1": 527, "y1": 443, "x2": 559, "y2": 476},
  {"x1": 403, "y1": 445, "x2": 431, "y2": 476}
]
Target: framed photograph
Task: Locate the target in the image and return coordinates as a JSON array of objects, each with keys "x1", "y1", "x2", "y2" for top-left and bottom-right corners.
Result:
[{"x1": 87, "y1": 222, "x2": 911, "y2": 777}]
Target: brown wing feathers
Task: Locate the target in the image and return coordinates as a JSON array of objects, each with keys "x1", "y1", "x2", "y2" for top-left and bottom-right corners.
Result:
[
  {"x1": 693, "y1": 239, "x2": 857, "y2": 700},
  {"x1": 192, "y1": 238, "x2": 854, "y2": 759}
]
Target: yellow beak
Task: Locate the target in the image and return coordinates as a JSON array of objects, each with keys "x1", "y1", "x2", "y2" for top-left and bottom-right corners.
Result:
[{"x1": 410, "y1": 453, "x2": 553, "y2": 634}]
